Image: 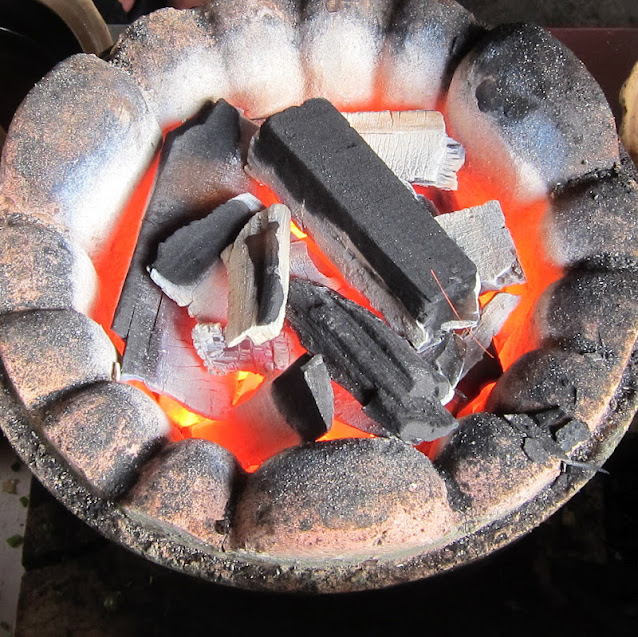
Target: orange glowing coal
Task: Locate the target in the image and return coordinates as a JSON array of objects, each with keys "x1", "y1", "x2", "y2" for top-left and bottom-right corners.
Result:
[{"x1": 90, "y1": 106, "x2": 562, "y2": 471}]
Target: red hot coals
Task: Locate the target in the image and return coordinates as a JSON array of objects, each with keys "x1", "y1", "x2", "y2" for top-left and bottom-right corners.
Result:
[
  {"x1": 248, "y1": 98, "x2": 480, "y2": 349},
  {"x1": 111, "y1": 97, "x2": 503, "y2": 467}
]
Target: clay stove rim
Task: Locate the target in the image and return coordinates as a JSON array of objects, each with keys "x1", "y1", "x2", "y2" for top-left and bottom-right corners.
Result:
[
  {"x1": 1, "y1": 351, "x2": 635, "y2": 593},
  {"x1": 0, "y1": 2, "x2": 636, "y2": 593}
]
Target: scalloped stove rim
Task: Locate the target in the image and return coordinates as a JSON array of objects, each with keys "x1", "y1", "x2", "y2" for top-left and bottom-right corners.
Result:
[
  {"x1": 1, "y1": 342, "x2": 636, "y2": 594},
  {"x1": 0, "y1": 5, "x2": 634, "y2": 593}
]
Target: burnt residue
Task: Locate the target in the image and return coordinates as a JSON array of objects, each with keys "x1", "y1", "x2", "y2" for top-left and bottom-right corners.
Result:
[{"x1": 546, "y1": 166, "x2": 638, "y2": 266}]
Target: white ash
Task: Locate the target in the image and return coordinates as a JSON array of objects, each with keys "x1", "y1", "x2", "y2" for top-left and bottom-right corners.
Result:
[
  {"x1": 222, "y1": 203, "x2": 291, "y2": 347},
  {"x1": 192, "y1": 322, "x2": 294, "y2": 375},
  {"x1": 436, "y1": 200, "x2": 525, "y2": 292},
  {"x1": 120, "y1": 296, "x2": 234, "y2": 421},
  {"x1": 462, "y1": 292, "x2": 521, "y2": 376},
  {"x1": 247, "y1": 154, "x2": 478, "y2": 350},
  {"x1": 343, "y1": 110, "x2": 465, "y2": 190},
  {"x1": 149, "y1": 193, "x2": 264, "y2": 323},
  {"x1": 289, "y1": 239, "x2": 340, "y2": 290}
]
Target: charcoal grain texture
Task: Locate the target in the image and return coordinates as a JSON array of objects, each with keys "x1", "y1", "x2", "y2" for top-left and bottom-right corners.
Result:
[
  {"x1": 286, "y1": 279, "x2": 457, "y2": 443},
  {"x1": 435, "y1": 412, "x2": 561, "y2": 523},
  {"x1": 545, "y1": 168, "x2": 638, "y2": 266},
  {"x1": 447, "y1": 23, "x2": 619, "y2": 201},
  {"x1": 41, "y1": 382, "x2": 171, "y2": 500},
  {"x1": 232, "y1": 437, "x2": 458, "y2": 557},
  {"x1": 251, "y1": 98, "x2": 478, "y2": 336},
  {"x1": 113, "y1": 98, "x2": 249, "y2": 342},
  {"x1": 0, "y1": 310, "x2": 117, "y2": 410},
  {"x1": 0, "y1": 213, "x2": 97, "y2": 316},
  {"x1": 122, "y1": 438, "x2": 241, "y2": 549}
]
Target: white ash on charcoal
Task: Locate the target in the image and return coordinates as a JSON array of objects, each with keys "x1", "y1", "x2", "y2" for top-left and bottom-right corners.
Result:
[
  {"x1": 204, "y1": 0, "x2": 304, "y2": 118},
  {"x1": 286, "y1": 279, "x2": 457, "y2": 444},
  {"x1": 343, "y1": 110, "x2": 465, "y2": 190},
  {"x1": 113, "y1": 101, "x2": 253, "y2": 406},
  {"x1": 229, "y1": 357, "x2": 332, "y2": 467},
  {"x1": 419, "y1": 332, "x2": 466, "y2": 392},
  {"x1": 222, "y1": 203, "x2": 291, "y2": 347},
  {"x1": 149, "y1": 193, "x2": 263, "y2": 321},
  {"x1": 113, "y1": 99, "x2": 251, "y2": 343},
  {"x1": 544, "y1": 168, "x2": 638, "y2": 267},
  {"x1": 461, "y1": 292, "x2": 520, "y2": 376},
  {"x1": 0, "y1": 54, "x2": 161, "y2": 258},
  {"x1": 301, "y1": 0, "x2": 393, "y2": 108},
  {"x1": 109, "y1": 8, "x2": 229, "y2": 126},
  {"x1": 248, "y1": 98, "x2": 480, "y2": 347},
  {"x1": 447, "y1": 24, "x2": 619, "y2": 202},
  {"x1": 191, "y1": 322, "x2": 295, "y2": 375},
  {"x1": 289, "y1": 240, "x2": 340, "y2": 290},
  {"x1": 435, "y1": 200, "x2": 525, "y2": 292},
  {"x1": 120, "y1": 295, "x2": 234, "y2": 421},
  {"x1": 379, "y1": 0, "x2": 481, "y2": 110}
]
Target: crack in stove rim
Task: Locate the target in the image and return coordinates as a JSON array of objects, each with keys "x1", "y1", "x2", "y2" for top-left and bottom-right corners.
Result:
[{"x1": 0, "y1": 1, "x2": 634, "y2": 592}]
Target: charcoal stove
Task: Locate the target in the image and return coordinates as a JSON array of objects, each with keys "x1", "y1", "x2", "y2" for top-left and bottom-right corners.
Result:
[{"x1": 0, "y1": 0, "x2": 637, "y2": 594}]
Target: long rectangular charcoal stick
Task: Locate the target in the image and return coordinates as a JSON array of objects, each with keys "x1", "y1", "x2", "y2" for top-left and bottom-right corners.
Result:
[
  {"x1": 249, "y1": 98, "x2": 479, "y2": 339},
  {"x1": 286, "y1": 279, "x2": 458, "y2": 443}
]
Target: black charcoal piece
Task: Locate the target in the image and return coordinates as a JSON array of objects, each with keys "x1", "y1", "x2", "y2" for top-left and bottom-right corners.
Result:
[
  {"x1": 151, "y1": 193, "x2": 261, "y2": 296},
  {"x1": 286, "y1": 279, "x2": 457, "y2": 443},
  {"x1": 250, "y1": 98, "x2": 479, "y2": 338},
  {"x1": 113, "y1": 98, "x2": 249, "y2": 341},
  {"x1": 272, "y1": 354, "x2": 333, "y2": 442}
]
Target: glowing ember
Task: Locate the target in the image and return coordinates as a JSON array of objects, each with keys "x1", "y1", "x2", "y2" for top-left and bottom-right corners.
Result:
[{"x1": 94, "y1": 99, "x2": 561, "y2": 471}]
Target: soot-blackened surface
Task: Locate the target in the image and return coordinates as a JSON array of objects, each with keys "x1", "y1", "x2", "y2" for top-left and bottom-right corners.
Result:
[{"x1": 13, "y1": 430, "x2": 638, "y2": 636}]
